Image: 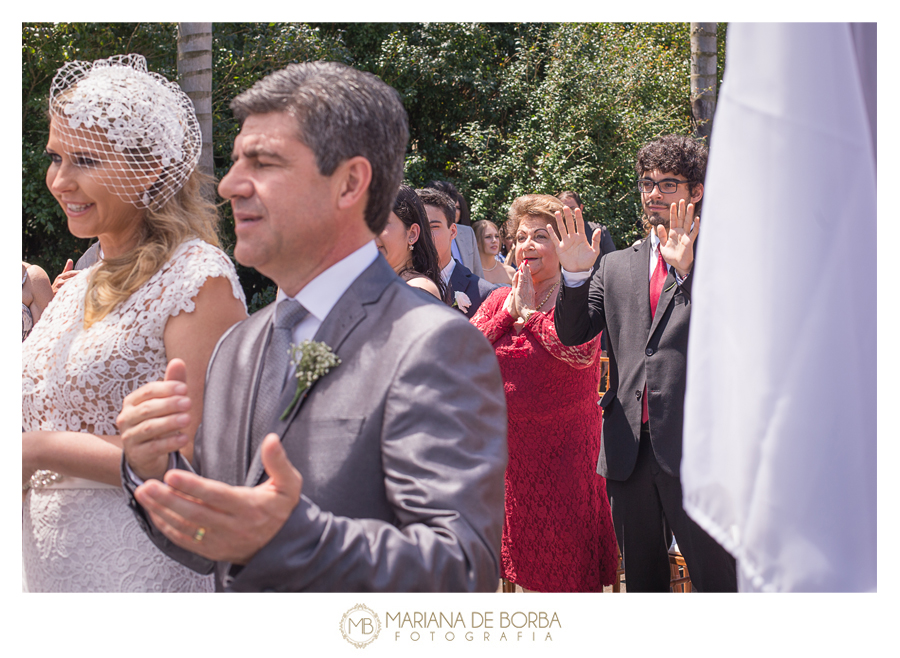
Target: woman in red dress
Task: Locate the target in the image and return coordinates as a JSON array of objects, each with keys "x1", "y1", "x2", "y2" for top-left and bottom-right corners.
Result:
[{"x1": 471, "y1": 194, "x2": 618, "y2": 592}]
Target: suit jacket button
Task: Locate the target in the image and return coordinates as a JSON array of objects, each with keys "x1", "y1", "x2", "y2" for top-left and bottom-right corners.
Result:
[
  {"x1": 645, "y1": 347, "x2": 654, "y2": 356},
  {"x1": 635, "y1": 390, "x2": 642, "y2": 400}
]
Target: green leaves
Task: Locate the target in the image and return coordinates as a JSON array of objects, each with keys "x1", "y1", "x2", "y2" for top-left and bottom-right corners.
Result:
[{"x1": 22, "y1": 22, "x2": 699, "y2": 292}]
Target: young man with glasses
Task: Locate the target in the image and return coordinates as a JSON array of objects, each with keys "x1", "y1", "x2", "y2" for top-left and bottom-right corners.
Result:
[{"x1": 550, "y1": 134, "x2": 737, "y2": 592}]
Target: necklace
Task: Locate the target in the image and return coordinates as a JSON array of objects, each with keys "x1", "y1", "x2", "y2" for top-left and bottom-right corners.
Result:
[
  {"x1": 483, "y1": 259, "x2": 499, "y2": 272},
  {"x1": 535, "y1": 278, "x2": 560, "y2": 310}
]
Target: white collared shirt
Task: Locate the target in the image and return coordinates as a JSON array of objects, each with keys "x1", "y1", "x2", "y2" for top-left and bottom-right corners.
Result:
[
  {"x1": 276, "y1": 240, "x2": 379, "y2": 346},
  {"x1": 440, "y1": 258, "x2": 457, "y2": 286}
]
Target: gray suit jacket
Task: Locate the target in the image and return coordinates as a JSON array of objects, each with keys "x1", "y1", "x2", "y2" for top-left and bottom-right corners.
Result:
[
  {"x1": 74, "y1": 241, "x2": 101, "y2": 270},
  {"x1": 453, "y1": 224, "x2": 483, "y2": 277},
  {"x1": 125, "y1": 255, "x2": 507, "y2": 591},
  {"x1": 554, "y1": 237, "x2": 692, "y2": 480}
]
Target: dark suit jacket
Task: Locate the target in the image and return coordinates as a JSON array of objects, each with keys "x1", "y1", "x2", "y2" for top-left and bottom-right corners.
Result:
[
  {"x1": 586, "y1": 222, "x2": 618, "y2": 271},
  {"x1": 447, "y1": 260, "x2": 498, "y2": 319},
  {"x1": 554, "y1": 238, "x2": 692, "y2": 481},
  {"x1": 125, "y1": 255, "x2": 507, "y2": 591}
]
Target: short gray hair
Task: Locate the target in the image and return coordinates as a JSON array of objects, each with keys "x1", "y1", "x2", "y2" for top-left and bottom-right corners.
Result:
[{"x1": 230, "y1": 61, "x2": 409, "y2": 234}]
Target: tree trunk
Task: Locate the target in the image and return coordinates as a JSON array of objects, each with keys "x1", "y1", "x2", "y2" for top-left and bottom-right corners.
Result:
[
  {"x1": 690, "y1": 23, "x2": 717, "y2": 143},
  {"x1": 177, "y1": 23, "x2": 214, "y2": 183}
]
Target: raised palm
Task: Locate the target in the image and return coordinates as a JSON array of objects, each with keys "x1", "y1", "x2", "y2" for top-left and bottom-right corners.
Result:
[
  {"x1": 657, "y1": 199, "x2": 700, "y2": 276},
  {"x1": 549, "y1": 206, "x2": 602, "y2": 273}
]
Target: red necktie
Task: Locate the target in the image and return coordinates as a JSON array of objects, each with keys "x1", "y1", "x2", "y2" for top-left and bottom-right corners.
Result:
[{"x1": 643, "y1": 248, "x2": 667, "y2": 423}]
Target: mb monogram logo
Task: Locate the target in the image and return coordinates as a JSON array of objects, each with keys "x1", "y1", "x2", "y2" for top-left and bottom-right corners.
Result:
[{"x1": 340, "y1": 604, "x2": 382, "y2": 648}]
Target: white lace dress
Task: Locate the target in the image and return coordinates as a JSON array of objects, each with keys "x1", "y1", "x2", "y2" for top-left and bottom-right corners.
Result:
[{"x1": 22, "y1": 239, "x2": 246, "y2": 592}]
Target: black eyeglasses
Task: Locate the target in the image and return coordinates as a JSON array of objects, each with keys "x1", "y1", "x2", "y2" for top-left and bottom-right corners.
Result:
[{"x1": 636, "y1": 178, "x2": 692, "y2": 194}]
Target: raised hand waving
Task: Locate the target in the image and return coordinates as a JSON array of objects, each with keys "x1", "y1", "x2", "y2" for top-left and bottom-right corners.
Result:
[
  {"x1": 657, "y1": 199, "x2": 700, "y2": 278},
  {"x1": 549, "y1": 205, "x2": 602, "y2": 273}
]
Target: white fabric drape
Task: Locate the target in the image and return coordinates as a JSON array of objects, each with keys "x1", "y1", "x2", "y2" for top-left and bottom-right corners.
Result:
[{"x1": 681, "y1": 22, "x2": 876, "y2": 592}]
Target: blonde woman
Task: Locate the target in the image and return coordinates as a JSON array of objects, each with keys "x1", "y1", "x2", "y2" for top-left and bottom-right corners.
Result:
[
  {"x1": 473, "y1": 220, "x2": 515, "y2": 286},
  {"x1": 22, "y1": 54, "x2": 247, "y2": 592}
]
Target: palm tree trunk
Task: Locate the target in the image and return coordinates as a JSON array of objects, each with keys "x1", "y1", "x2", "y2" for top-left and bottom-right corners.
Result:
[
  {"x1": 177, "y1": 23, "x2": 213, "y2": 183},
  {"x1": 690, "y1": 23, "x2": 717, "y2": 143}
]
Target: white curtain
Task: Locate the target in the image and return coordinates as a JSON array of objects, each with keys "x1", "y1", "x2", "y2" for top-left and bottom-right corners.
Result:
[{"x1": 681, "y1": 22, "x2": 876, "y2": 592}]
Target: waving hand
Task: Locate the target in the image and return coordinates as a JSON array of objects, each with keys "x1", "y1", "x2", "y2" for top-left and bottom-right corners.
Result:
[
  {"x1": 549, "y1": 206, "x2": 602, "y2": 273},
  {"x1": 657, "y1": 199, "x2": 700, "y2": 277}
]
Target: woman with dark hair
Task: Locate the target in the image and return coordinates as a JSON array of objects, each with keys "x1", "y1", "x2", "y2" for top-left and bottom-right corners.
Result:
[{"x1": 375, "y1": 184, "x2": 447, "y2": 301}]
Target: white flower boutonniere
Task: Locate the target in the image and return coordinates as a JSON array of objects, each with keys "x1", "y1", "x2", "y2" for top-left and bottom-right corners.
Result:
[
  {"x1": 280, "y1": 340, "x2": 342, "y2": 420},
  {"x1": 453, "y1": 291, "x2": 472, "y2": 314}
]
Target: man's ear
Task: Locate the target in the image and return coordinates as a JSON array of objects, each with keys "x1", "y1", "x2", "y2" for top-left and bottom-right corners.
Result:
[
  {"x1": 690, "y1": 182, "x2": 704, "y2": 206},
  {"x1": 335, "y1": 156, "x2": 373, "y2": 211},
  {"x1": 449, "y1": 222, "x2": 457, "y2": 241}
]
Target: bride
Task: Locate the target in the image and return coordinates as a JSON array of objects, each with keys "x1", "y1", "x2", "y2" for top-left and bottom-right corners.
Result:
[{"x1": 22, "y1": 54, "x2": 248, "y2": 592}]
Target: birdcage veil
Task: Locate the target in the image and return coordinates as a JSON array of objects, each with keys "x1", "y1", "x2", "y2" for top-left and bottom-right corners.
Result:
[{"x1": 49, "y1": 53, "x2": 201, "y2": 211}]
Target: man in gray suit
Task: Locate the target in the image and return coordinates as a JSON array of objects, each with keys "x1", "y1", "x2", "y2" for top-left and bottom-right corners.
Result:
[
  {"x1": 117, "y1": 62, "x2": 507, "y2": 592},
  {"x1": 551, "y1": 135, "x2": 736, "y2": 592}
]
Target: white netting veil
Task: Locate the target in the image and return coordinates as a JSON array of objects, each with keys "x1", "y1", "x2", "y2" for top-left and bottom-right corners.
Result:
[{"x1": 49, "y1": 54, "x2": 201, "y2": 210}]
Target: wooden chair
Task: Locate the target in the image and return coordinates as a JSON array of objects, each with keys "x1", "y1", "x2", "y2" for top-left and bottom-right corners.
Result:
[
  {"x1": 610, "y1": 548, "x2": 692, "y2": 592},
  {"x1": 668, "y1": 550, "x2": 692, "y2": 592}
]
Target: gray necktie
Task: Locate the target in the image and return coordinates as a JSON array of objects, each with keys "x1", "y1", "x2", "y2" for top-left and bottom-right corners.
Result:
[{"x1": 250, "y1": 298, "x2": 309, "y2": 455}]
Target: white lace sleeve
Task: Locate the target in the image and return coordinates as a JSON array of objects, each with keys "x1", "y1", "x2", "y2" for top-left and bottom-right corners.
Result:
[{"x1": 156, "y1": 239, "x2": 246, "y2": 318}]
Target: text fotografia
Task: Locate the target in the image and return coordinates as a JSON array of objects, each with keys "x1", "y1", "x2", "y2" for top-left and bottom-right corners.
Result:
[{"x1": 386, "y1": 611, "x2": 561, "y2": 642}]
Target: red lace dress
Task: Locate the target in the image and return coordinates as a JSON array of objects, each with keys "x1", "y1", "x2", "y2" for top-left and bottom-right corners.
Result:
[{"x1": 471, "y1": 288, "x2": 618, "y2": 592}]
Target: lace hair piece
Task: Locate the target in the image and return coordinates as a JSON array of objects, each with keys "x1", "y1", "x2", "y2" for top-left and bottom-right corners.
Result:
[{"x1": 49, "y1": 53, "x2": 200, "y2": 210}]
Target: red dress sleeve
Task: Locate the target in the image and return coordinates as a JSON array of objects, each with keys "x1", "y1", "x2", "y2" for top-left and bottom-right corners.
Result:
[
  {"x1": 523, "y1": 309, "x2": 600, "y2": 369},
  {"x1": 470, "y1": 288, "x2": 516, "y2": 345}
]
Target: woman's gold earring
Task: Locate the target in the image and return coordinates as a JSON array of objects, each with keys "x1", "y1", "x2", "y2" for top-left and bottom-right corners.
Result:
[{"x1": 408, "y1": 243, "x2": 414, "y2": 251}]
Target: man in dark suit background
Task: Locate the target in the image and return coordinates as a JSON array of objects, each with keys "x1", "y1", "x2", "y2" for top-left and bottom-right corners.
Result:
[
  {"x1": 418, "y1": 187, "x2": 497, "y2": 318},
  {"x1": 551, "y1": 135, "x2": 736, "y2": 592},
  {"x1": 117, "y1": 62, "x2": 507, "y2": 592}
]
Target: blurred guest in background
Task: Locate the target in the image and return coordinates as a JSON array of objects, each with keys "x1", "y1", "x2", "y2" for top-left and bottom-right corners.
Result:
[
  {"x1": 375, "y1": 184, "x2": 446, "y2": 301},
  {"x1": 22, "y1": 261, "x2": 53, "y2": 341},
  {"x1": 473, "y1": 219, "x2": 514, "y2": 286},
  {"x1": 425, "y1": 179, "x2": 482, "y2": 276},
  {"x1": 419, "y1": 187, "x2": 496, "y2": 318}
]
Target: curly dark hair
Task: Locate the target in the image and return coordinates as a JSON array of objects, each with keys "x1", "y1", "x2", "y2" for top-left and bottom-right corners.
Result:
[{"x1": 635, "y1": 134, "x2": 708, "y2": 214}]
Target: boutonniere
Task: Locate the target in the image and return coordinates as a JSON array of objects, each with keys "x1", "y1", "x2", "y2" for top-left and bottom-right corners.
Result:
[
  {"x1": 280, "y1": 340, "x2": 342, "y2": 420},
  {"x1": 453, "y1": 291, "x2": 472, "y2": 314}
]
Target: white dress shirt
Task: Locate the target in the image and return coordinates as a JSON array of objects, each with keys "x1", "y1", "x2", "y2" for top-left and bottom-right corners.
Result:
[
  {"x1": 440, "y1": 258, "x2": 457, "y2": 286},
  {"x1": 277, "y1": 240, "x2": 378, "y2": 347}
]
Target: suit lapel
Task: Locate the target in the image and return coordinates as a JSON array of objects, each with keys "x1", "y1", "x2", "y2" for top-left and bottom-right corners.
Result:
[
  {"x1": 237, "y1": 307, "x2": 275, "y2": 482},
  {"x1": 244, "y1": 258, "x2": 391, "y2": 486},
  {"x1": 631, "y1": 239, "x2": 652, "y2": 334}
]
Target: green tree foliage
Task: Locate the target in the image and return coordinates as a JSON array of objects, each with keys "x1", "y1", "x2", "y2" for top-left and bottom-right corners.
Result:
[{"x1": 23, "y1": 22, "x2": 701, "y2": 307}]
